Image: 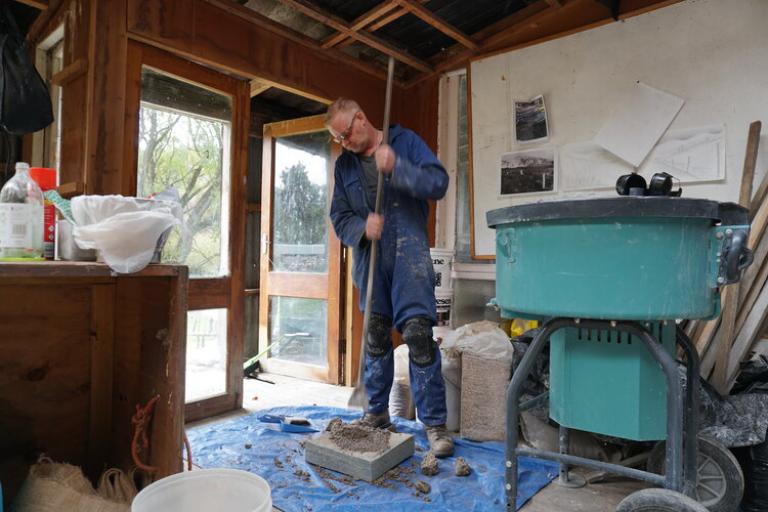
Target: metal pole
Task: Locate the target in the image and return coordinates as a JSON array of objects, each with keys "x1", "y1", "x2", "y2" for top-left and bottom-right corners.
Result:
[{"x1": 348, "y1": 56, "x2": 396, "y2": 409}]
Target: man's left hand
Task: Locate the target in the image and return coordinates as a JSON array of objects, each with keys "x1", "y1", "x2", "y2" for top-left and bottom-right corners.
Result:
[{"x1": 375, "y1": 144, "x2": 395, "y2": 174}]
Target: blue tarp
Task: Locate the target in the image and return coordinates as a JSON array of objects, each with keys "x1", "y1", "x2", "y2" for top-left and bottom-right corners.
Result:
[{"x1": 187, "y1": 406, "x2": 558, "y2": 511}]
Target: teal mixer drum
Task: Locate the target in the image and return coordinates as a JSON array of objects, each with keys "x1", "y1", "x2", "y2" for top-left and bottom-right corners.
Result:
[
  {"x1": 487, "y1": 196, "x2": 752, "y2": 440},
  {"x1": 487, "y1": 197, "x2": 751, "y2": 321}
]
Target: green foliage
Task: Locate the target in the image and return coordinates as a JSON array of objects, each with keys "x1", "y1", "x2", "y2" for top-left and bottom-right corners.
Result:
[
  {"x1": 137, "y1": 105, "x2": 227, "y2": 278},
  {"x1": 273, "y1": 161, "x2": 326, "y2": 246}
]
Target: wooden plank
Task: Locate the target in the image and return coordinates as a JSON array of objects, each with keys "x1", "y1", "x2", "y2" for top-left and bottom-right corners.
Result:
[
  {"x1": 264, "y1": 114, "x2": 328, "y2": 138},
  {"x1": 711, "y1": 121, "x2": 761, "y2": 393},
  {"x1": 274, "y1": 0, "x2": 433, "y2": 73},
  {"x1": 393, "y1": 0, "x2": 480, "y2": 50},
  {"x1": 750, "y1": 170, "x2": 768, "y2": 219},
  {"x1": 727, "y1": 281, "x2": 768, "y2": 388},
  {"x1": 87, "y1": 284, "x2": 115, "y2": 478},
  {"x1": 55, "y1": 180, "x2": 85, "y2": 198},
  {"x1": 50, "y1": 57, "x2": 87, "y2": 86},
  {"x1": 367, "y1": 7, "x2": 408, "y2": 32},
  {"x1": 188, "y1": 278, "x2": 231, "y2": 310},
  {"x1": 737, "y1": 246, "x2": 768, "y2": 333},
  {"x1": 268, "y1": 272, "x2": 330, "y2": 300},
  {"x1": 85, "y1": 0, "x2": 128, "y2": 195},
  {"x1": 250, "y1": 79, "x2": 272, "y2": 97},
  {"x1": 321, "y1": 1, "x2": 399, "y2": 49},
  {"x1": 740, "y1": 121, "x2": 762, "y2": 208}
]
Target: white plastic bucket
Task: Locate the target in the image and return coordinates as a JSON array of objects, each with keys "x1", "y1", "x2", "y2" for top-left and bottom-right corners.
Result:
[
  {"x1": 430, "y1": 248, "x2": 453, "y2": 291},
  {"x1": 435, "y1": 288, "x2": 453, "y2": 328},
  {"x1": 132, "y1": 469, "x2": 272, "y2": 512}
]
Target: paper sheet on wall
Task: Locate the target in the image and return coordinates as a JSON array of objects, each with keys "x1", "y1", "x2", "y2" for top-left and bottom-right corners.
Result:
[
  {"x1": 594, "y1": 82, "x2": 685, "y2": 167},
  {"x1": 560, "y1": 124, "x2": 726, "y2": 191}
]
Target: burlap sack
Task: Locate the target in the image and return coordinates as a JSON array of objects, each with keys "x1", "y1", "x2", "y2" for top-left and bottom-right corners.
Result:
[
  {"x1": 11, "y1": 459, "x2": 129, "y2": 512},
  {"x1": 96, "y1": 468, "x2": 137, "y2": 504}
]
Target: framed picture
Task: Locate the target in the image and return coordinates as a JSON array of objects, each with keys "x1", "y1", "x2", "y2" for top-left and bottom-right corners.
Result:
[
  {"x1": 499, "y1": 148, "x2": 556, "y2": 197},
  {"x1": 514, "y1": 94, "x2": 549, "y2": 143}
]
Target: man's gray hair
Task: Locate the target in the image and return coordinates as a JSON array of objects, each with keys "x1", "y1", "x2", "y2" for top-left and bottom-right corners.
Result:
[{"x1": 325, "y1": 98, "x2": 360, "y2": 126}]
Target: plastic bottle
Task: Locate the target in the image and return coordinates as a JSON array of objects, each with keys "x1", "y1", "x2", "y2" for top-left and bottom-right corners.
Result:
[
  {"x1": 29, "y1": 167, "x2": 57, "y2": 259},
  {"x1": 0, "y1": 162, "x2": 44, "y2": 260}
]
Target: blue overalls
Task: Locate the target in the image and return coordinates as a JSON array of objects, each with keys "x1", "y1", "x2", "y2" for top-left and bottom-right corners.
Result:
[{"x1": 329, "y1": 125, "x2": 449, "y2": 426}]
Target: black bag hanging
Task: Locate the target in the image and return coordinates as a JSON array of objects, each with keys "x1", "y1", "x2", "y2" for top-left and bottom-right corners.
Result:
[{"x1": 0, "y1": 3, "x2": 53, "y2": 134}]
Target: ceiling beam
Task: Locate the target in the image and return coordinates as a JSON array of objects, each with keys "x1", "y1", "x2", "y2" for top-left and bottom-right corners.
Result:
[
  {"x1": 250, "y1": 79, "x2": 272, "y2": 97},
  {"x1": 12, "y1": 0, "x2": 48, "y2": 9},
  {"x1": 321, "y1": 1, "x2": 399, "y2": 49},
  {"x1": 204, "y1": 0, "x2": 402, "y2": 86},
  {"x1": 392, "y1": 0, "x2": 480, "y2": 50},
  {"x1": 275, "y1": 0, "x2": 432, "y2": 72},
  {"x1": 335, "y1": 0, "x2": 431, "y2": 51}
]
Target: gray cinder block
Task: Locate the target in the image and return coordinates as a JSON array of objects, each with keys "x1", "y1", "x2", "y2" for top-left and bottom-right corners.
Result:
[{"x1": 304, "y1": 431, "x2": 415, "y2": 481}]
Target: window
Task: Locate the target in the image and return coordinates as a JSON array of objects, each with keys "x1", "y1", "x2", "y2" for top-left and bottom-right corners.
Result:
[
  {"x1": 34, "y1": 26, "x2": 64, "y2": 170},
  {"x1": 136, "y1": 67, "x2": 232, "y2": 278}
]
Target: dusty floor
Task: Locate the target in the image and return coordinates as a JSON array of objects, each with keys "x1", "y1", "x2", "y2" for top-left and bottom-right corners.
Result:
[{"x1": 188, "y1": 373, "x2": 648, "y2": 511}]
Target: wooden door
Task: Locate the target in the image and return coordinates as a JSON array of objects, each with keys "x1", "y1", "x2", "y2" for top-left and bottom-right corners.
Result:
[
  {"x1": 259, "y1": 116, "x2": 344, "y2": 383},
  {"x1": 124, "y1": 42, "x2": 249, "y2": 421}
]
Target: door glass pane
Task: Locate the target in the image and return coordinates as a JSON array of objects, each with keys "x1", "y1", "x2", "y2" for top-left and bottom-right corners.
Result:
[
  {"x1": 268, "y1": 296, "x2": 327, "y2": 366},
  {"x1": 185, "y1": 308, "x2": 228, "y2": 402},
  {"x1": 272, "y1": 132, "x2": 330, "y2": 273},
  {"x1": 137, "y1": 67, "x2": 232, "y2": 278}
]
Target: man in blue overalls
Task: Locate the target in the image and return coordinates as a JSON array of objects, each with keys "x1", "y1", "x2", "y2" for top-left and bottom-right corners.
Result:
[{"x1": 326, "y1": 98, "x2": 454, "y2": 457}]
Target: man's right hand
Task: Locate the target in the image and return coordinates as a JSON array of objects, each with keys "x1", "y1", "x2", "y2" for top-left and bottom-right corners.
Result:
[{"x1": 365, "y1": 213, "x2": 384, "y2": 240}]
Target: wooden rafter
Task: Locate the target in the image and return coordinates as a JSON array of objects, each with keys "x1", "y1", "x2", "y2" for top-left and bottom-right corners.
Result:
[
  {"x1": 321, "y1": 1, "x2": 399, "y2": 49},
  {"x1": 12, "y1": 0, "x2": 48, "y2": 9},
  {"x1": 368, "y1": 7, "x2": 409, "y2": 32},
  {"x1": 275, "y1": 0, "x2": 432, "y2": 72},
  {"x1": 393, "y1": 0, "x2": 479, "y2": 50},
  {"x1": 335, "y1": 0, "x2": 431, "y2": 51}
]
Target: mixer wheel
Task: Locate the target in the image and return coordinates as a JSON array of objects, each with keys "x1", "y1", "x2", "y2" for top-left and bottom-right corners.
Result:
[
  {"x1": 616, "y1": 489, "x2": 708, "y2": 512},
  {"x1": 646, "y1": 435, "x2": 744, "y2": 512}
]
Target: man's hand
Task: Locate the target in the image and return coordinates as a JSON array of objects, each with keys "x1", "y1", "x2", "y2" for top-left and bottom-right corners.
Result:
[
  {"x1": 365, "y1": 213, "x2": 384, "y2": 240},
  {"x1": 375, "y1": 144, "x2": 395, "y2": 174}
]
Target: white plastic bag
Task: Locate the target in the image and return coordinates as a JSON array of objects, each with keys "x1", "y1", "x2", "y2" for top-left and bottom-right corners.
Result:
[
  {"x1": 441, "y1": 320, "x2": 515, "y2": 363},
  {"x1": 71, "y1": 195, "x2": 181, "y2": 274}
]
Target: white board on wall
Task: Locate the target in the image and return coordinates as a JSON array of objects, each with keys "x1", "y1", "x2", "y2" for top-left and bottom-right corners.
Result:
[{"x1": 470, "y1": 0, "x2": 768, "y2": 258}]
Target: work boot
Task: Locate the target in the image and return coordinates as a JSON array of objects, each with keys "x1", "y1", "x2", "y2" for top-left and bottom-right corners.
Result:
[
  {"x1": 425, "y1": 424, "x2": 455, "y2": 458},
  {"x1": 353, "y1": 411, "x2": 394, "y2": 431}
]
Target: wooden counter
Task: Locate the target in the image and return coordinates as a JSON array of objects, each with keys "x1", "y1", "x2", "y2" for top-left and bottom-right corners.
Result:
[{"x1": 0, "y1": 262, "x2": 188, "y2": 505}]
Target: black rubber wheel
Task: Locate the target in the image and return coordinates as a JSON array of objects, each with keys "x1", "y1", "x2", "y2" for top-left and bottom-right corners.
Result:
[
  {"x1": 616, "y1": 489, "x2": 709, "y2": 512},
  {"x1": 646, "y1": 436, "x2": 744, "y2": 512}
]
